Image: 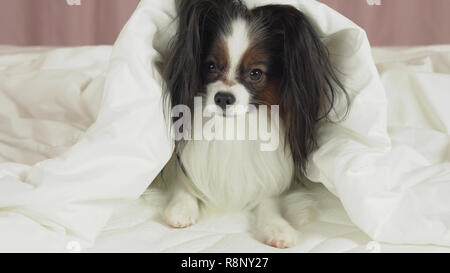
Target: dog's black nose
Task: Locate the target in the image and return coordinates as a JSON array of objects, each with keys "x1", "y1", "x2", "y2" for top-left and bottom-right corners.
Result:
[{"x1": 214, "y1": 92, "x2": 236, "y2": 111}]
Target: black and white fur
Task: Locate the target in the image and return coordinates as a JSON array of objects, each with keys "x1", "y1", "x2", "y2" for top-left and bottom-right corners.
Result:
[{"x1": 160, "y1": 0, "x2": 347, "y2": 248}]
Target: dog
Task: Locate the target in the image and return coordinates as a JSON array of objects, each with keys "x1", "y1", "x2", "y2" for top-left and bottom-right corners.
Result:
[{"x1": 160, "y1": 0, "x2": 347, "y2": 248}]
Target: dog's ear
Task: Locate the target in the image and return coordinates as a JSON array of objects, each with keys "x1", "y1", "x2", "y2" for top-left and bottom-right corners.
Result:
[
  {"x1": 252, "y1": 5, "x2": 348, "y2": 177},
  {"x1": 164, "y1": 0, "x2": 246, "y2": 113},
  {"x1": 163, "y1": 0, "x2": 218, "y2": 113}
]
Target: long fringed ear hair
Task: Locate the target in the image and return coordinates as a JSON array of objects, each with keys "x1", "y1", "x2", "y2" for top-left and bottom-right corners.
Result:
[
  {"x1": 163, "y1": 0, "x2": 218, "y2": 124},
  {"x1": 163, "y1": 0, "x2": 248, "y2": 140},
  {"x1": 251, "y1": 5, "x2": 349, "y2": 177}
]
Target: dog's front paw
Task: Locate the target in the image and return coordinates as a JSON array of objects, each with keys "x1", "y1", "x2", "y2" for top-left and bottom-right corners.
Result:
[
  {"x1": 258, "y1": 221, "x2": 298, "y2": 249},
  {"x1": 164, "y1": 198, "x2": 199, "y2": 228}
]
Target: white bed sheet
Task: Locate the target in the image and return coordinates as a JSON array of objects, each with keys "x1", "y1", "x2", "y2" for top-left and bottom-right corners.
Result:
[
  {"x1": 91, "y1": 45, "x2": 450, "y2": 253},
  {"x1": 90, "y1": 45, "x2": 450, "y2": 253},
  {"x1": 0, "y1": 44, "x2": 449, "y2": 253},
  {"x1": 90, "y1": 182, "x2": 450, "y2": 253},
  {"x1": 0, "y1": 45, "x2": 114, "y2": 251}
]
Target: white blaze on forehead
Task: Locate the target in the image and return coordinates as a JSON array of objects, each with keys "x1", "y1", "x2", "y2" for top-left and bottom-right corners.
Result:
[
  {"x1": 225, "y1": 19, "x2": 250, "y2": 80},
  {"x1": 203, "y1": 19, "x2": 252, "y2": 117}
]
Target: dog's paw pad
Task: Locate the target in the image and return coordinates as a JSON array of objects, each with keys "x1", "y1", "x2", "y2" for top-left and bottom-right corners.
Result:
[
  {"x1": 164, "y1": 200, "x2": 199, "y2": 228},
  {"x1": 259, "y1": 223, "x2": 298, "y2": 249}
]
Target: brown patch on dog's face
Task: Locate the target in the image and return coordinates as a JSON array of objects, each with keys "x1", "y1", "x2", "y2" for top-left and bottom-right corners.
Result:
[
  {"x1": 238, "y1": 45, "x2": 281, "y2": 106},
  {"x1": 202, "y1": 29, "x2": 281, "y2": 108},
  {"x1": 203, "y1": 39, "x2": 230, "y2": 85},
  {"x1": 257, "y1": 75, "x2": 281, "y2": 106}
]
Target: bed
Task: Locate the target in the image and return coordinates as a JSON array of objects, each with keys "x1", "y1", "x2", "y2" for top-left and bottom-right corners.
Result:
[
  {"x1": 93, "y1": 45, "x2": 450, "y2": 253},
  {"x1": 0, "y1": 44, "x2": 448, "y2": 253},
  {"x1": 0, "y1": 0, "x2": 449, "y2": 253}
]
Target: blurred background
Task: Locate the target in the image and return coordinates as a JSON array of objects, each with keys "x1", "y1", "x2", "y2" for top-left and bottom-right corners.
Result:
[{"x1": 0, "y1": 0, "x2": 449, "y2": 47}]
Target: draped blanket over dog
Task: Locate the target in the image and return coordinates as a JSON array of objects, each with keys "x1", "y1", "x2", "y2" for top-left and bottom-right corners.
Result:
[{"x1": 0, "y1": 0, "x2": 449, "y2": 251}]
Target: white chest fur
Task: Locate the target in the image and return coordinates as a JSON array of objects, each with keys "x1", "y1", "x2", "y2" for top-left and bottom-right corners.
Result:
[{"x1": 179, "y1": 110, "x2": 294, "y2": 211}]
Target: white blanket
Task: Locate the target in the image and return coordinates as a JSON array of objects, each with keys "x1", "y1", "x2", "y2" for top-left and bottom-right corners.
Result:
[{"x1": 0, "y1": 0, "x2": 449, "y2": 252}]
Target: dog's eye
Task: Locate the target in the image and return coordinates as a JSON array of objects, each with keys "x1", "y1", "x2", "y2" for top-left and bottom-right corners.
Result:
[
  {"x1": 207, "y1": 62, "x2": 217, "y2": 73},
  {"x1": 248, "y1": 69, "x2": 263, "y2": 83}
]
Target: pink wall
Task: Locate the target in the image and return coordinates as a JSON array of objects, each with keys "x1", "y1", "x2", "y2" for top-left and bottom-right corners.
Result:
[
  {"x1": 0, "y1": 0, "x2": 140, "y2": 46},
  {"x1": 321, "y1": 0, "x2": 450, "y2": 46},
  {"x1": 0, "y1": 0, "x2": 449, "y2": 46}
]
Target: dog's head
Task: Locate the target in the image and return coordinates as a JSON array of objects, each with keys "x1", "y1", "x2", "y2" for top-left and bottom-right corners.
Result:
[{"x1": 164, "y1": 0, "x2": 348, "y2": 175}]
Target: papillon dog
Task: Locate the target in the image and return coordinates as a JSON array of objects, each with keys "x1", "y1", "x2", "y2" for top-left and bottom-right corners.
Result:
[{"x1": 160, "y1": 0, "x2": 347, "y2": 248}]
